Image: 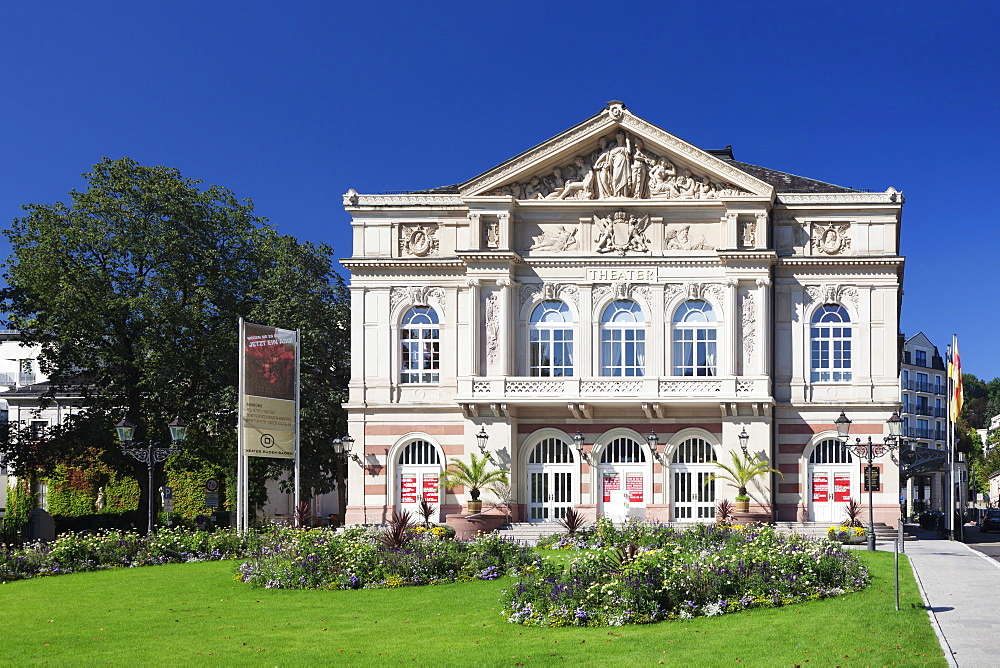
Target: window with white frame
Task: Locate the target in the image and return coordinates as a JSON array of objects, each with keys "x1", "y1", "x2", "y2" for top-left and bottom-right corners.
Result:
[
  {"x1": 672, "y1": 300, "x2": 718, "y2": 376},
  {"x1": 528, "y1": 301, "x2": 574, "y2": 377},
  {"x1": 810, "y1": 305, "x2": 852, "y2": 382},
  {"x1": 30, "y1": 420, "x2": 48, "y2": 440},
  {"x1": 400, "y1": 307, "x2": 439, "y2": 384},
  {"x1": 600, "y1": 300, "x2": 645, "y2": 376}
]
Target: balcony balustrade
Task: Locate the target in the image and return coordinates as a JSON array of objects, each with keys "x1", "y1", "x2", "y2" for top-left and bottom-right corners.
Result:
[{"x1": 458, "y1": 375, "x2": 770, "y2": 403}]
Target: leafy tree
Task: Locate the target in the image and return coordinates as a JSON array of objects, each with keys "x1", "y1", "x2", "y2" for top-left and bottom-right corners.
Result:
[{"x1": 1, "y1": 157, "x2": 349, "y2": 530}]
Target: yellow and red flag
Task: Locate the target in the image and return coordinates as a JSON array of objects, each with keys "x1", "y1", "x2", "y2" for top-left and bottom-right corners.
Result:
[{"x1": 948, "y1": 335, "x2": 963, "y2": 422}]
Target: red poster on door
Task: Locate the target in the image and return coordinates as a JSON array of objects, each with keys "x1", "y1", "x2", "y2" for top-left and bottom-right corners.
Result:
[
  {"x1": 422, "y1": 475, "x2": 439, "y2": 503},
  {"x1": 626, "y1": 475, "x2": 643, "y2": 503},
  {"x1": 602, "y1": 474, "x2": 620, "y2": 502},
  {"x1": 833, "y1": 475, "x2": 851, "y2": 503},
  {"x1": 812, "y1": 475, "x2": 828, "y2": 503},
  {"x1": 400, "y1": 475, "x2": 417, "y2": 503}
]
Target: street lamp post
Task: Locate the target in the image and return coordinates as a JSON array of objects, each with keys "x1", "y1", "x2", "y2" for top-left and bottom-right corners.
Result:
[
  {"x1": 116, "y1": 416, "x2": 188, "y2": 535},
  {"x1": 838, "y1": 411, "x2": 903, "y2": 551},
  {"x1": 331, "y1": 434, "x2": 361, "y2": 527}
]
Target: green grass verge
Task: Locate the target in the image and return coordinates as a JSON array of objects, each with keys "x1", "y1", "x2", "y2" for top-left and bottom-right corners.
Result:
[{"x1": 0, "y1": 551, "x2": 944, "y2": 666}]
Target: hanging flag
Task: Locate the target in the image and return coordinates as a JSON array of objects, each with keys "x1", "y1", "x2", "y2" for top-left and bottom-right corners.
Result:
[{"x1": 949, "y1": 335, "x2": 963, "y2": 422}]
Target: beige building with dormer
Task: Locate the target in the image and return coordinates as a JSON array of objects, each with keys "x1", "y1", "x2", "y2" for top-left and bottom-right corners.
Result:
[{"x1": 341, "y1": 102, "x2": 904, "y2": 528}]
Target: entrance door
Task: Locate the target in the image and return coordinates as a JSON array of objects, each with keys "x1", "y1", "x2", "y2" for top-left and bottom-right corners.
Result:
[
  {"x1": 670, "y1": 437, "x2": 717, "y2": 522},
  {"x1": 597, "y1": 437, "x2": 648, "y2": 519},
  {"x1": 397, "y1": 440, "x2": 442, "y2": 521},
  {"x1": 808, "y1": 439, "x2": 855, "y2": 523},
  {"x1": 525, "y1": 438, "x2": 575, "y2": 522}
]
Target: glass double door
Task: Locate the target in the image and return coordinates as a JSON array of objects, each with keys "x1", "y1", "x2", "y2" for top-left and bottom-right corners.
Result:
[
  {"x1": 809, "y1": 467, "x2": 852, "y2": 523},
  {"x1": 672, "y1": 467, "x2": 716, "y2": 521},
  {"x1": 526, "y1": 467, "x2": 573, "y2": 522}
]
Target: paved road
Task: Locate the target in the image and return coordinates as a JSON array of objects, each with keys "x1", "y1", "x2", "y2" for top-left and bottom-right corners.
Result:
[{"x1": 958, "y1": 523, "x2": 1000, "y2": 561}]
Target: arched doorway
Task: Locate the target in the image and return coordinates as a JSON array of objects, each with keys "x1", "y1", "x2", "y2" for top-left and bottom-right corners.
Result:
[
  {"x1": 597, "y1": 436, "x2": 648, "y2": 520},
  {"x1": 808, "y1": 438, "x2": 854, "y2": 523},
  {"x1": 525, "y1": 437, "x2": 575, "y2": 522},
  {"x1": 670, "y1": 436, "x2": 717, "y2": 521},
  {"x1": 396, "y1": 439, "x2": 442, "y2": 522}
]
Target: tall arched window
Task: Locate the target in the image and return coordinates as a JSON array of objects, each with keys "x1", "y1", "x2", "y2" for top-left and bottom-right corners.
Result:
[
  {"x1": 810, "y1": 305, "x2": 851, "y2": 382},
  {"x1": 600, "y1": 300, "x2": 645, "y2": 376},
  {"x1": 672, "y1": 300, "x2": 717, "y2": 376},
  {"x1": 400, "y1": 307, "x2": 439, "y2": 383},
  {"x1": 529, "y1": 301, "x2": 573, "y2": 377}
]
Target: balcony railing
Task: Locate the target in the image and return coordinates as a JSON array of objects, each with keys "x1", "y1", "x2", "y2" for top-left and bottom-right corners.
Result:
[{"x1": 458, "y1": 375, "x2": 770, "y2": 402}]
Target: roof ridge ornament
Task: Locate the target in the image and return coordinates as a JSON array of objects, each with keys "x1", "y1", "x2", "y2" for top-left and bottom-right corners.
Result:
[{"x1": 606, "y1": 100, "x2": 627, "y2": 121}]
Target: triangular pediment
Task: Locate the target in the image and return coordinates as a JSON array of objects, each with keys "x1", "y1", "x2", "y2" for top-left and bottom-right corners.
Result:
[{"x1": 460, "y1": 102, "x2": 774, "y2": 201}]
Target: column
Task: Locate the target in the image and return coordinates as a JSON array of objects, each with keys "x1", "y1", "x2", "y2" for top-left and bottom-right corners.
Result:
[
  {"x1": 467, "y1": 278, "x2": 481, "y2": 376},
  {"x1": 497, "y1": 278, "x2": 512, "y2": 375},
  {"x1": 498, "y1": 212, "x2": 511, "y2": 250},
  {"x1": 724, "y1": 278, "x2": 738, "y2": 376},
  {"x1": 756, "y1": 277, "x2": 772, "y2": 378},
  {"x1": 467, "y1": 212, "x2": 482, "y2": 250},
  {"x1": 754, "y1": 211, "x2": 769, "y2": 250}
]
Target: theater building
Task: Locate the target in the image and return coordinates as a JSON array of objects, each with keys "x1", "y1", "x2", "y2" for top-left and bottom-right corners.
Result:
[{"x1": 341, "y1": 102, "x2": 904, "y2": 528}]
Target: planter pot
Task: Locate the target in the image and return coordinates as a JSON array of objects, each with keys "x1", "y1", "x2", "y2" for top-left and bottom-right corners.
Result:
[
  {"x1": 734, "y1": 499, "x2": 750, "y2": 513},
  {"x1": 843, "y1": 534, "x2": 866, "y2": 545},
  {"x1": 465, "y1": 500, "x2": 483, "y2": 514}
]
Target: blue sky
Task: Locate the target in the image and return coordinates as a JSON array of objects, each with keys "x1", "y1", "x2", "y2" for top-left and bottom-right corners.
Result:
[{"x1": 1, "y1": 2, "x2": 997, "y2": 379}]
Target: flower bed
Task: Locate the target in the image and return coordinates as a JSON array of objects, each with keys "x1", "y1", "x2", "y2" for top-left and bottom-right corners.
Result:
[
  {"x1": 235, "y1": 525, "x2": 539, "y2": 589},
  {"x1": 0, "y1": 526, "x2": 283, "y2": 582},
  {"x1": 509, "y1": 522, "x2": 870, "y2": 626}
]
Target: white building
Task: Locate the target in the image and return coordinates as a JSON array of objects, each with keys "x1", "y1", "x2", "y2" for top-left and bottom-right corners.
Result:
[
  {"x1": 341, "y1": 102, "x2": 905, "y2": 528},
  {"x1": 898, "y1": 333, "x2": 949, "y2": 516},
  {"x1": 0, "y1": 331, "x2": 48, "y2": 515}
]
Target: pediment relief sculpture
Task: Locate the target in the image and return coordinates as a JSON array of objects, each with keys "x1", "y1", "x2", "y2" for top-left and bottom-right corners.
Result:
[
  {"x1": 483, "y1": 130, "x2": 751, "y2": 201},
  {"x1": 594, "y1": 210, "x2": 650, "y2": 255},
  {"x1": 398, "y1": 223, "x2": 439, "y2": 257},
  {"x1": 529, "y1": 225, "x2": 579, "y2": 253},
  {"x1": 665, "y1": 224, "x2": 714, "y2": 251},
  {"x1": 811, "y1": 222, "x2": 851, "y2": 255}
]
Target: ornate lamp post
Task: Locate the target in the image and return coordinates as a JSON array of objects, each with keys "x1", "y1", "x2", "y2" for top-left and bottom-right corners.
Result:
[
  {"x1": 331, "y1": 434, "x2": 361, "y2": 527},
  {"x1": 838, "y1": 411, "x2": 904, "y2": 551},
  {"x1": 738, "y1": 427, "x2": 750, "y2": 457},
  {"x1": 116, "y1": 416, "x2": 188, "y2": 535},
  {"x1": 645, "y1": 429, "x2": 664, "y2": 463},
  {"x1": 572, "y1": 430, "x2": 593, "y2": 464}
]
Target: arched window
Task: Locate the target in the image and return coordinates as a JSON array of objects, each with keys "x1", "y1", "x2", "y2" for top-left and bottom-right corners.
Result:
[
  {"x1": 810, "y1": 305, "x2": 852, "y2": 382},
  {"x1": 397, "y1": 439, "x2": 441, "y2": 465},
  {"x1": 672, "y1": 300, "x2": 717, "y2": 376},
  {"x1": 528, "y1": 438, "x2": 575, "y2": 464},
  {"x1": 808, "y1": 439, "x2": 853, "y2": 464},
  {"x1": 600, "y1": 437, "x2": 646, "y2": 463},
  {"x1": 670, "y1": 437, "x2": 718, "y2": 464},
  {"x1": 400, "y1": 307, "x2": 439, "y2": 384},
  {"x1": 600, "y1": 300, "x2": 645, "y2": 376},
  {"x1": 529, "y1": 301, "x2": 574, "y2": 377}
]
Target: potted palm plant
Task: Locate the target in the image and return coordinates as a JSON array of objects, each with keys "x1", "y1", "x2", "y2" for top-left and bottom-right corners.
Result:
[
  {"x1": 440, "y1": 452, "x2": 508, "y2": 515},
  {"x1": 710, "y1": 452, "x2": 782, "y2": 513}
]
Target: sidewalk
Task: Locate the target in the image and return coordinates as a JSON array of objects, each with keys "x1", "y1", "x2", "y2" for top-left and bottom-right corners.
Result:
[{"x1": 892, "y1": 527, "x2": 1000, "y2": 667}]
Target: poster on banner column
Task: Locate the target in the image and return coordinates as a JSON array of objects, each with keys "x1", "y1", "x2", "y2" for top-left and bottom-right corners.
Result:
[{"x1": 241, "y1": 322, "x2": 297, "y2": 458}]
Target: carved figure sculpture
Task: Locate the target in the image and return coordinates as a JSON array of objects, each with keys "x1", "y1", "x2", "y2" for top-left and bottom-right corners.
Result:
[
  {"x1": 529, "y1": 225, "x2": 579, "y2": 252},
  {"x1": 665, "y1": 225, "x2": 714, "y2": 251},
  {"x1": 485, "y1": 294, "x2": 500, "y2": 366},
  {"x1": 484, "y1": 130, "x2": 752, "y2": 201}
]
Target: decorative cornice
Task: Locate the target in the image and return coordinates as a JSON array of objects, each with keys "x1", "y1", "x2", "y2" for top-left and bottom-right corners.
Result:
[
  {"x1": 341, "y1": 258, "x2": 466, "y2": 271},
  {"x1": 460, "y1": 115, "x2": 612, "y2": 196},
  {"x1": 619, "y1": 114, "x2": 775, "y2": 199},
  {"x1": 343, "y1": 190, "x2": 465, "y2": 207},
  {"x1": 778, "y1": 189, "x2": 903, "y2": 205},
  {"x1": 778, "y1": 257, "x2": 904, "y2": 268}
]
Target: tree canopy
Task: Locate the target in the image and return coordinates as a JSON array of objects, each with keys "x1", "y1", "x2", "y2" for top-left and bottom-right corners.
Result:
[{"x1": 1, "y1": 157, "x2": 349, "y2": 521}]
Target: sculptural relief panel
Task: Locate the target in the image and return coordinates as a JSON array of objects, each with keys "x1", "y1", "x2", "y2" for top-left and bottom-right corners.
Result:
[
  {"x1": 811, "y1": 222, "x2": 851, "y2": 255},
  {"x1": 485, "y1": 130, "x2": 751, "y2": 201},
  {"x1": 527, "y1": 224, "x2": 580, "y2": 253},
  {"x1": 398, "y1": 223, "x2": 439, "y2": 257}
]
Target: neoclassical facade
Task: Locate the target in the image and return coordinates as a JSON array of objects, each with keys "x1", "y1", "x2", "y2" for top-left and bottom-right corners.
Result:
[{"x1": 342, "y1": 102, "x2": 904, "y2": 528}]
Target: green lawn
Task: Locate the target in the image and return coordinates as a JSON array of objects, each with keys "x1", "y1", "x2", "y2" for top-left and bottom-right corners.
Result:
[{"x1": 0, "y1": 551, "x2": 944, "y2": 666}]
